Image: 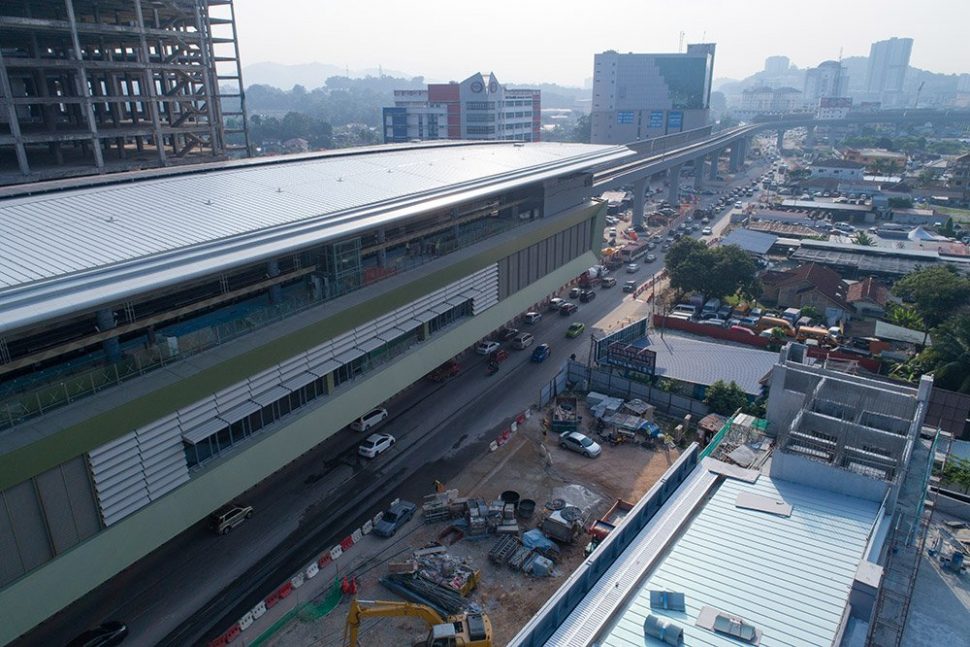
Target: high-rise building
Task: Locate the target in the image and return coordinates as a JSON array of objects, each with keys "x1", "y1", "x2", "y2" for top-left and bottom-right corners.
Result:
[
  {"x1": 764, "y1": 55, "x2": 791, "y2": 77},
  {"x1": 382, "y1": 72, "x2": 540, "y2": 143},
  {"x1": 803, "y1": 60, "x2": 849, "y2": 106},
  {"x1": 865, "y1": 37, "x2": 914, "y2": 107},
  {"x1": 590, "y1": 44, "x2": 716, "y2": 145},
  {"x1": 0, "y1": 0, "x2": 250, "y2": 186}
]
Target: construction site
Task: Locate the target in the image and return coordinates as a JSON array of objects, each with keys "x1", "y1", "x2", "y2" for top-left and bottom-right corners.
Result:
[
  {"x1": 255, "y1": 394, "x2": 685, "y2": 647},
  {"x1": 0, "y1": 0, "x2": 249, "y2": 186}
]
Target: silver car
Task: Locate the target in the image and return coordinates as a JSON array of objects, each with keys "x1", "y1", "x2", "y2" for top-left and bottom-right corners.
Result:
[{"x1": 559, "y1": 431, "x2": 602, "y2": 458}]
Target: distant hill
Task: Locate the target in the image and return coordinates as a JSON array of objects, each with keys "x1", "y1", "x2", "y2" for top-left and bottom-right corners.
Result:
[{"x1": 243, "y1": 61, "x2": 412, "y2": 90}]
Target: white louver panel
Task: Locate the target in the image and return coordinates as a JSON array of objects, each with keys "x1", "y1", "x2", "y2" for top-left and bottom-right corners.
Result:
[{"x1": 138, "y1": 415, "x2": 190, "y2": 501}]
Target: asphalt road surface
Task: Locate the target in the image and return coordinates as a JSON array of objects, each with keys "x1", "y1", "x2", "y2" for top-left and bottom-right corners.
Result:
[{"x1": 15, "y1": 159, "x2": 771, "y2": 647}]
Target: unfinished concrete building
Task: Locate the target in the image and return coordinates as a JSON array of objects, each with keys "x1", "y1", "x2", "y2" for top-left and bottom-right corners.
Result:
[{"x1": 0, "y1": 0, "x2": 249, "y2": 186}]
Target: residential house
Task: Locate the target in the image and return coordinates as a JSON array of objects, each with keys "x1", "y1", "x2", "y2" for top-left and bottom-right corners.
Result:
[
  {"x1": 947, "y1": 153, "x2": 970, "y2": 201},
  {"x1": 760, "y1": 263, "x2": 847, "y2": 322},
  {"x1": 845, "y1": 276, "x2": 891, "y2": 318}
]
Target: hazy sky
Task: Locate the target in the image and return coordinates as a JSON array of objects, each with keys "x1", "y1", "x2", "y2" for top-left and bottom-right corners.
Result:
[{"x1": 232, "y1": 0, "x2": 969, "y2": 86}]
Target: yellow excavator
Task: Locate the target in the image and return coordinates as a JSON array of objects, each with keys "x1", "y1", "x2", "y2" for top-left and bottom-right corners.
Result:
[{"x1": 344, "y1": 598, "x2": 493, "y2": 647}]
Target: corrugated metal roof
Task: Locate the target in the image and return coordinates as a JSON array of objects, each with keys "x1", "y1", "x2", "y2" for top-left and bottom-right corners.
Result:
[
  {"x1": 646, "y1": 334, "x2": 777, "y2": 395},
  {"x1": 597, "y1": 474, "x2": 880, "y2": 647},
  {"x1": 721, "y1": 229, "x2": 778, "y2": 255},
  {"x1": 0, "y1": 141, "x2": 631, "y2": 333}
]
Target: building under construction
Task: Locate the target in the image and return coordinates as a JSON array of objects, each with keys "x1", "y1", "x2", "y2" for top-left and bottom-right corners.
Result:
[{"x1": 0, "y1": 0, "x2": 249, "y2": 186}]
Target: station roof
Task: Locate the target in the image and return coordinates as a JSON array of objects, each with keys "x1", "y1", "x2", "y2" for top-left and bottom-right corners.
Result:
[
  {"x1": 0, "y1": 141, "x2": 631, "y2": 333},
  {"x1": 781, "y1": 199, "x2": 872, "y2": 212},
  {"x1": 791, "y1": 239, "x2": 970, "y2": 275},
  {"x1": 593, "y1": 471, "x2": 880, "y2": 647}
]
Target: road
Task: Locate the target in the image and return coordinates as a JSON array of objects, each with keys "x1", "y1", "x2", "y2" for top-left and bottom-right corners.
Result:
[{"x1": 14, "y1": 157, "x2": 772, "y2": 647}]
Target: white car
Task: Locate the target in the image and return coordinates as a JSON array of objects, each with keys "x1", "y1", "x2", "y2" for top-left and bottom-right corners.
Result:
[
  {"x1": 523, "y1": 311, "x2": 543, "y2": 325},
  {"x1": 626, "y1": 263, "x2": 639, "y2": 273},
  {"x1": 702, "y1": 226, "x2": 713, "y2": 235},
  {"x1": 350, "y1": 407, "x2": 389, "y2": 432},
  {"x1": 548, "y1": 297, "x2": 565, "y2": 311},
  {"x1": 475, "y1": 340, "x2": 501, "y2": 355},
  {"x1": 358, "y1": 433, "x2": 396, "y2": 459},
  {"x1": 645, "y1": 254, "x2": 657, "y2": 263},
  {"x1": 559, "y1": 431, "x2": 602, "y2": 458}
]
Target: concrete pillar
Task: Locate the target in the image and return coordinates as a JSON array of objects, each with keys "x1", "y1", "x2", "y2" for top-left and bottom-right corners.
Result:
[
  {"x1": 667, "y1": 165, "x2": 682, "y2": 204},
  {"x1": 632, "y1": 177, "x2": 648, "y2": 230},
  {"x1": 376, "y1": 228, "x2": 387, "y2": 267},
  {"x1": 776, "y1": 129, "x2": 785, "y2": 152},
  {"x1": 729, "y1": 145, "x2": 741, "y2": 173},
  {"x1": 267, "y1": 259, "x2": 282, "y2": 304},
  {"x1": 709, "y1": 150, "x2": 720, "y2": 180},
  {"x1": 693, "y1": 155, "x2": 706, "y2": 190},
  {"x1": 96, "y1": 309, "x2": 121, "y2": 362}
]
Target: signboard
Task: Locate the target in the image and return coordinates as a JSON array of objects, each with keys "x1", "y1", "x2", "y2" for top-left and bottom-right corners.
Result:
[
  {"x1": 604, "y1": 341, "x2": 657, "y2": 375},
  {"x1": 667, "y1": 111, "x2": 683, "y2": 130},
  {"x1": 648, "y1": 111, "x2": 664, "y2": 128},
  {"x1": 616, "y1": 111, "x2": 635, "y2": 124}
]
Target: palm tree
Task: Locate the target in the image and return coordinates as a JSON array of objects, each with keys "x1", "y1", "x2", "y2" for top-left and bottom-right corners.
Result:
[
  {"x1": 853, "y1": 232, "x2": 877, "y2": 246},
  {"x1": 920, "y1": 314, "x2": 970, "y2": 393},
  {"x1": 885, "y1": 303, "x2": 924, "y2": 331}
]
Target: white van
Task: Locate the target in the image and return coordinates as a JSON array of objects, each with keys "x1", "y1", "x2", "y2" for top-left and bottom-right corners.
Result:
[
  {"x1": 512, "y1": 332, "x2": 535, "y2": 350},
  {"x1": 350, "y1": 407, "x2": 389, "y2": 432}
]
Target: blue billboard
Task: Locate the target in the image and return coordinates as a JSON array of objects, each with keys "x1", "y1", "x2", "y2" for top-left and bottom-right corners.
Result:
[
  {"x1": 648, "y1": 111, "x2": 664, "y2": 128},
  {"x1": 616, "y1": 111, "x2": 634, "y2": 124},
  {"x1": 667, "y1": 111, "x2": 683, "y2": 130}
]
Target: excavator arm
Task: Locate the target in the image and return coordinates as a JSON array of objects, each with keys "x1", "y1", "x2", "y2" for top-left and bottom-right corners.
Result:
[{"x1": 344, "y1": 598, "x2": 447, "y2": 646}]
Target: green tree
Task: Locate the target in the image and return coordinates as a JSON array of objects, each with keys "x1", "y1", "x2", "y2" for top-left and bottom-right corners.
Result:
[
  {"x1": 665, "y1": 240, "x2": 759, "y2": 303},
  {"x1": 917, "y1": 313, "x2": 970, "y2": 393},
  {"x1": 853, "y1": 232, "x2": 877, "y2": 246},
  {"x1": 885, "y1": 303, "x2": 924, "y2": 331},
  {"x1": 704, "y1": 380, "x2": 750, "y2": 416},
  {"x1": 888, "y1": 197, "x2": 913, "y2": 209},
  {"x1": 799, "y1": 305, "x2": 821, "y2": 322},
  {"x1": 893, "y1": 266, "x2": 970, "y2": 328},
  {"x1": 942, "y1": 457, "x2": 970, "y2": 493}
]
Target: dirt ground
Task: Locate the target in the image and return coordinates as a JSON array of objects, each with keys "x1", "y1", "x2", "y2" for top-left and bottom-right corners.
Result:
[{"x1": 268, "y1": 401, "x2": 680, "y2": 647}]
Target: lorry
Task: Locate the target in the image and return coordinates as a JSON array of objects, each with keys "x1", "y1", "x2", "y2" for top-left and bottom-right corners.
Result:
[{"x1": 345, "y1": 598, "x2": 492, "y2": 646}]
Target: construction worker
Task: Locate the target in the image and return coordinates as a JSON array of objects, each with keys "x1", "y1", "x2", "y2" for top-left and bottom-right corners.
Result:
[{"x1": 433, "y1": 479, "x2": 445, "y2": 493}]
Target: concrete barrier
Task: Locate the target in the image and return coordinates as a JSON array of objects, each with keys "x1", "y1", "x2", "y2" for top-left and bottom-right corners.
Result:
[
  {"x1": 305, "y1": 562, "x2": 319, "y2": 579},
  {"x1": 351, "y1": 528, "x2": 363, "y2": 543},
  {"x1": 290, "y1": 573, "x2": 305, "y2": 589},
  {"x1": 362, "y1": 519, "x2": 373, "y2": 534},
  {"x1": 329, "y1": 544, "x2": 343, "y2": 561},
  {"x1": 251, "y1": 600, "x2": 267, "y2": 619}
]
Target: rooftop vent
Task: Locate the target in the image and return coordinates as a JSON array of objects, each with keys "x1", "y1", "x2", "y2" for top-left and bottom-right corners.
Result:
[
  {"x1": 643, "y1": 614, "x2": 682, "y2": 646},
  {"x1": 697, "y1": 606, "x2": 762, "y2": 644},
  {"x1": 649, "y1": 590, "x2": 686, "y2": 611}
]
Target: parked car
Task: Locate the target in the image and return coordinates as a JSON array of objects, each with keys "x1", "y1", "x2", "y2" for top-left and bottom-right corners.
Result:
[
  {"x1": 579, "y1": 289, "x2": 597, "y2": 303},
  {"x1": 372, "y1": 500, "x2": 417, "y2": 538},
  {"x1": 559, "y1": 302, "x2": 578, "y2": 316},
  {"x1": 531, "y1": 344, "x2": 551, "y2": 363},
  {"x1": 548, "y1": 297, "x2": 565, "y2": 311},
  {"x1": 511, "y1": 332, "x2": 535, "y2": 349},
  {"x1": 626, "y1": 263, "x2": 639, "y2": 273},
  {"x1": 559, "y1": 431, "x2": 602, "y2": 458},
  {"x1": 66, "y1": 621, "x2": 129, "y2": 647},
  {"x1": 209, "y1": 503, "x2": 253, "y2": 535},
  {"x1": 569, "y1": 286, "x2": 581, "y2": 298},
  {"x1": 623, "y1": 280, "x2": 638, "y2": 293},
  {"x1": 645, "y1": 253, "x2": 657, "y2": 263},
  {"x1": 350, "y1": 407, "x2": 389, "y2": 432},
  {"x1": 523, "y1": 311, "x2": 543, "y2": 324},
  {"x1": 358, "y1": 433, "x2": 396, "y2": 459},
  {"x1": 497, "y1": 327, "x2": 519, "y2": 342},
  {"x1": 566, "y1": 322, "x2": 586, "y2": 338},
  {"x1": 475, "y1": 340, "x2": 501, "y2": 355}
]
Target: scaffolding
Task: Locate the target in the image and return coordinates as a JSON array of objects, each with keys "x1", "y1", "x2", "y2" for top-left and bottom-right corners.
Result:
[{"x1": 0, "y1": 0, "x2": 250, "y2": 185}]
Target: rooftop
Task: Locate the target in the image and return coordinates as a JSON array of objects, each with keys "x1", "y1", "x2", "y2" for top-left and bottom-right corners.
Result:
[
  {"x1": 554, "y1": 460, "x2": 882, "y2": 647},
  {"x1": 813, "y1": 159, "x2": 867, "y2": 170},
  {"x1": 721, "y1": 229, "x2": 778, "y2": 255},
  {"x1": 642, "y1": 333, "x2": 776, "y2": 395}
]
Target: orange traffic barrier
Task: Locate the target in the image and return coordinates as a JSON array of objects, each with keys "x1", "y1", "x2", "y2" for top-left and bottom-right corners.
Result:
[
  {"x1": 340, "y1": 535, "x2": 354, "y2": 551},
  {"x1": 264, "y1": 589, "x2": 280, "y2": 609},
  {"x1": 208, "y1": 636, "x2": 228, "y2": 647},
  {"x1": 318, "y1": 553, "x2": 333, "y2": 569},
  {"x1": 223, "y1": 624, "x2": 241, "y2": 643},
  {"x1": 277, "y1": 581, "x2": 294, "y2": 600}
]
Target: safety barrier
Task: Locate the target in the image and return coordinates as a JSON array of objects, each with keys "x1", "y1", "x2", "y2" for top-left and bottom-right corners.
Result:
[
  {"x1": 339, "y1": 535, "x2": 354, "y2": 551},
  {"x1": 305, "y1": 562, "x2": 319, "y2": 579},
  {"x1": 290, "y1": 573, "x2": 305, "y2": 589},
  {"x1": 351, "y1": 528, "x2": 363, "y2": 543},
  {"x1": 238, "y1": 611, "x2": 254, "y2": 631},
  {"x1": 361, "y1": 519, "x2": 373, "y2": 534},
  {"x1": 251, "y1": 600, "x2": 267, "y2": 619}
]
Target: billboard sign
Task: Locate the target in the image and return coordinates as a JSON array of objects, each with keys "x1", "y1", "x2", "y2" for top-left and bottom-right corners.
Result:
[
  {"x1": 667, "y1": 111, "x2": 683, "y2": 130},
  {"x1": 648, "y1": 111, "x2": 664, "y2": 128},
  {"x1": 617, "y1": 111, "x2": 635, "y2": 124}
]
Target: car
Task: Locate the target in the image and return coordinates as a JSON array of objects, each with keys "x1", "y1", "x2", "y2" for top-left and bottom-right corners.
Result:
[
  {"x1": 66, "y1": 621, "x2": 129, "y2": 647},
  {"x1": 372, "y1": 500, "x2": 417, "y2": 538},
  {"x1": 511, "y1": 332, "x2": 535, "y2": 349},
  {"x1": 645, "y1": 253, "x2": 657, "y2": 263},
  {"x1": 568, "y1": 286, "x2": 581, "y2": 298},
  {"x1": 358, "y1": 432, "x2": 395, "y2": 459},
  {"x1": 548, "y1": 297, "x2": 565, "y2": 311},
  {"x1": 475, "y1": 340, "x2": 501, "y2": 355},
  {"x1": 701, "y1": 226, "x2": 713, "y2": 236},
  {"x1": 523, "y1": 311, "x2": 542, "y2": 325},
  {"x1": 700, "y1": 318, "x2": 728, "y2": 327},
  {"x1": 626, "y1": 263, "x2": 639, "y2": 273},
  {"x1": 559, "y1": 302, "x2": 578, "y2": 316},
  {"x1": 531, "y1": 343, "x2": 551, "y2": 363},
  {"x1": 600, "y1": 276, "x2": 617, "y2": 288},
  {"x1": 209, "y1": 503, "x2": 253, "y2": 535},
  {"x1": 350, "y1": 407, "x2": 389, "y2": 432},
  {"x1": 497, "y1": 327, "x2": 519, "y2": 342},
  {"x1": 734, "y1": 201, "x2": 743, "y2": 208},
  {"x1": 559, "y1": 431, "x2": 602, "y2": 458},
  {"x1": 566, "y1": 322, "x2": 586, "y2": 338},
  {"x1": 579, "y1": 289, "x2": 596, "y2": 303},
  {"x1": 623, "y1": 280, "x2": 638, "y2": 293}
]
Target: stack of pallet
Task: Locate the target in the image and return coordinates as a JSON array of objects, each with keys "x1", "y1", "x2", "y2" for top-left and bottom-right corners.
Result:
[
  {"x1": 465, "y1": 499, "x2": 490, "y2": 537},
  {"x1": 422, "y1": 489, "x2": 464, "y2": 524}
]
